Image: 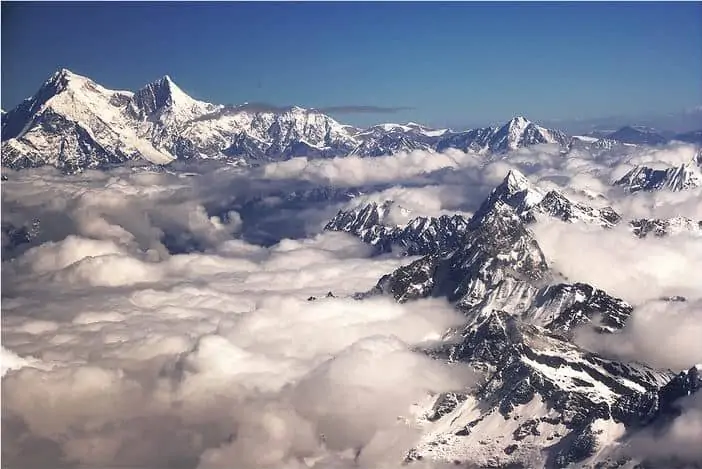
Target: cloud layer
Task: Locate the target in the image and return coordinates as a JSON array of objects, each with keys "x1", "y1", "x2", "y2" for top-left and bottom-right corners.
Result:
[
  {"x1": 2, "y1": 165, "x2": 474, "y2": 467},
  {"x1": 3, "y1": 141, "x2": 702, "y2": 468}
]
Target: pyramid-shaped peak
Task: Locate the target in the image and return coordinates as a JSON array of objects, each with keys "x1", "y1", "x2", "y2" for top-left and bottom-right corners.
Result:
[
  {"x1": 132, "y1": 74, "x2": 205, "y2": 117},
  {"x1": 148, "y1": 74, "x2": 183, "y2": 93},
  {"x1": 469, "y1": 168, "x2": 546, "y2": 225},
  {"x1": 154, "y1": 74, "x2": 184, "y2": 92},
  {"x1": 503, "y1": 168, "x2": 533, "y2": 191}
]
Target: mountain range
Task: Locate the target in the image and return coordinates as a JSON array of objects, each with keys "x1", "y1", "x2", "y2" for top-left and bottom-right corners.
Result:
[
  {"x1": 3, "y1": 69, "x2": 700, "y2": 173},
  {"x1": 326, "y1": 168, "x2": 701, "y2": 256}
]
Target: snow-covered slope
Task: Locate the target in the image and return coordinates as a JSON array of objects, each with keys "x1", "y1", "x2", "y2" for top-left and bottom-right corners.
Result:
[{"x1": 218, "y1": 106, "x2": 359, "y2": 162}]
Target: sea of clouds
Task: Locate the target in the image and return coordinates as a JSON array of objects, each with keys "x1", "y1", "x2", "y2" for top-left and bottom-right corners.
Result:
[{"x1": 2, "y1": 142, "x2": 701, "y2": 468}]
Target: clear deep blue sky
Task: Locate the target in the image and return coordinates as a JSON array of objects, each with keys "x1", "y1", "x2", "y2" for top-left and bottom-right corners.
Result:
[{"x1": 2, "y1": 2, "x2": 701, "y2": 128}]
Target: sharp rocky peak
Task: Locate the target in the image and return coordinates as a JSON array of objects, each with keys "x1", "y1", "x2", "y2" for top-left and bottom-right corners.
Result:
[
  {"x1": 503, "y1": 168, "x2": 536, "y2": 192},
  {"x1": 371, "y1": 200, "x2": 549, "y2": 306},
  {"x1": 471, "y1": 169, "x2": 545, "y2": 222},
  {"x1": 130, "y1": 74, "x2": 203, "y2": 118},
  {"x1": 149, "y1": 75, "x2": 181, "y2": 94}
]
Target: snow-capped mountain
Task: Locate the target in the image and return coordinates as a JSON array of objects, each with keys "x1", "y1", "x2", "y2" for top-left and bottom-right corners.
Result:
[
  {"x1": 0, "y1": 70, "x2": 358, "y2": 170},
  {"x1": 463, "y1": 169, "x2": 622, "y2": 228},
  {"x1": 364, "y1": 198, "x2": 630, "y2": 337},
  {"x1": 614, "y1": 163, "x2": 702, "y2": 192},
  {"x1": 532, "y1": 190, "x2": 622, "y2": 227},
  {"x1": 1, "y1": 69, "x2": 176, "y2": 172},
  {"x1": 436, "y1": 116, "x2": 569, "y2": 154},
  {"x1": 216, "y1": 106, "x2": 358, "y2": 161},
  {"x1": 1, "y1": 70, "x2": 362, "y2": 170},
  {"x1": 2, "y1": 69, "x2": 574, "y2": 172},
  {"x1": 489, "y1": 116, "x2": 570, "y2": 152},
  {"x1": 372, "y1": 200, "x2": 550, "y2": 311},
  {"x1": 319, "y1": 161, "x2": 702, "y2": 467}
]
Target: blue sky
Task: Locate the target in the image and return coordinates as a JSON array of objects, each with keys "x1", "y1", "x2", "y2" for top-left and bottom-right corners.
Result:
[{"x1": 2, "y1": 2, "x2": 701, "y2": 128}]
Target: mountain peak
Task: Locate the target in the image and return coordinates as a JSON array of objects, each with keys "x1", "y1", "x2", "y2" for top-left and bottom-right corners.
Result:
[
  {"x1": 470, "y1": 169, "x2": 546, "y2": 224},
  {"x1": 498, "y1": 116, "x2": 533, "y2": 136},
  {"x1": 48, "y1": 67, "x2": 82, "y2": 81},
  {"x1": 149, "y1": 74, "x2": 182, "y2": 95},
  {"x1": 507, "y1": 115, "x2": 531, "y2": 127},
  {"x1": 131, "y1": 74, "x2": 208, "y2": 119},
  {"x1": 503, "y1": 168, "x2": 533, "y2": 191},
  {"x1": 155, "y1": 74, "x2": 183, "y2": 94},
  {"x1": 40, "y1": 68, "x2": 86, "y2": 95},
  {"x1": 50, "y1": 67, "x2": 70, "y2": 80}
]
